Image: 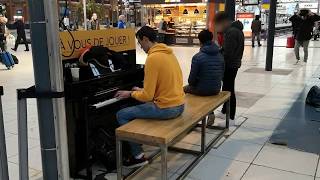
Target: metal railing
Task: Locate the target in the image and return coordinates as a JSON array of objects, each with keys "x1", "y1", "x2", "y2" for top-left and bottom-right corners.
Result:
[
  {"x1": 17, "y1": 86, "x2": 64, "y2": 180},
  {"x1": 0, "y1": 86, "x2": 9, "y2": 180}
]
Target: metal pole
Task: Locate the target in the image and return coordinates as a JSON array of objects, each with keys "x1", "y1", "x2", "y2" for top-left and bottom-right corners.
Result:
[
  {"x1": 266, "y1": 0, "x2": 277, "y2": 71},
  {"x1": 17, "y1": 94, "x2": 28, "y2": 180},
  {"x1": 27, "y1": 0, "x2": 70, "y2": 179},
  {"x1": 225, "y1": 0, "x2": 235, "y2": 21},
  {"x1": 0, "y1": 87, "x2": 9, "y2": 180},
  {"x1": 83, "y1": 0, "x2": 87, "y2": 30},
  {"x1": 44, "y1": 0, "x2": 70, "y2": 179}
]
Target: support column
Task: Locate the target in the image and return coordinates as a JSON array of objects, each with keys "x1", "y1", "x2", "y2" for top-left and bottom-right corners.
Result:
[
  {"x1": 265, "y1": 0, "x2": 277, "y2": 71},
  {"x1": 225, "y1": 0, "x2": 235, "y2": 21},
  {"x1": 27, "y1": 0, "x2": 69, "y2": 179}
]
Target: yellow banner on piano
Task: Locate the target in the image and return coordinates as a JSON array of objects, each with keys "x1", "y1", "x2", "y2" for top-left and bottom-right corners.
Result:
[{"x1": 60, "y1": 29, "x2": 136, "y2": 60}]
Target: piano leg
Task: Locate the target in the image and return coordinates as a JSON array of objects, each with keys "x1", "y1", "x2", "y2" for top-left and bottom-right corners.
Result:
[{"x1": 116, "y1": 137, "x2": 123, "y2": 180}]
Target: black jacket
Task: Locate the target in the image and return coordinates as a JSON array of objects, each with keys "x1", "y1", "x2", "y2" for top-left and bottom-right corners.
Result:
[
  {"x1": 188, "y1": 43, "x2": 225, "y2": 94},
  {"x1": 251, "y1": 19, "x2": 262, "y2": 33},
  {"x1": 290, "y1": 14, "x2": 320, "y2": 41},
  {"x1": 223, "y1": 21, "x2": 245, "y2": 69},
  {"x1": 14, "y1": 20, "x2": 26, "y2": 36}
]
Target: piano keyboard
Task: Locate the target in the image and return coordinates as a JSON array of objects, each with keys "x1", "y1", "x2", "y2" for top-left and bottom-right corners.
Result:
[{"x1": 92, "y1": 98, "x2": 123, "y2": 109}]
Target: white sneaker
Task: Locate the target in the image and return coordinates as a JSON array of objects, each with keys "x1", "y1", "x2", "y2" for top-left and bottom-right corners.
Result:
[
  {"x1": 295, "y1": 60, "x2": 300, "y2": 64},
  {"x1": 229, "y1": 119, "x2": 235, "y2": 127},
  {"x1": 216, "y1": 119, "x2": 236, "y2": 128}
]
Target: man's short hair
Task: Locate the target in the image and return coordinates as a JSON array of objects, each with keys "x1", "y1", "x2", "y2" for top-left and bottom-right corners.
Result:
[
  {"x1": 215, "y1": 12, "x2": 229, "y2": 24},
  {"x1": 136, "y1": 26, "x2": 157, "y2": 42},
  {"x1": 198, "y1": 29, "x2": 213, "y2": 44}
]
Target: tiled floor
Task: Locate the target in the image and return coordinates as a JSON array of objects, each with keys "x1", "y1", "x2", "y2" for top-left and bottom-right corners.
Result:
[{"x1": 1, "y1": 38, "x2": 320, "y2": 180}]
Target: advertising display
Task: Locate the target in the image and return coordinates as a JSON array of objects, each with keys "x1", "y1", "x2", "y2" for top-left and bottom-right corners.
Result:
[
  {"x1": 236, "y1": 13, "x2": 255, "y2": 37},
  {"x1": 60, "y1": 29, "x2": 136, "y2": 60},
  {"x1": 299, "y1": 3, "x2": 318, "y2": 13}
]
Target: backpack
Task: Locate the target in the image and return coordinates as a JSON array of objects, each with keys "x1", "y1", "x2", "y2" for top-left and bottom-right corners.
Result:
[
  {"x1": 89, "y1": 127, "x2": 131, "y2": 172},
  {"x1": 306, "y1": 86, "x2": 320, "y2": 110}
]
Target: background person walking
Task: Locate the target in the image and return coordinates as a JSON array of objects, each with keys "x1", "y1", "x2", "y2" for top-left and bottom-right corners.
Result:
[
  {"x1": 290, "y1": 9, "x2": 320, "y2": 63},
  {"x1": 11, "y1": 17, "x2": 29, "y2": 51},
  {"x1": 251, "y1": 15, "x2": 262, "y2": 47},
  {"x1": 0, "y1": 15, "x2": 7, "y2": 51}
]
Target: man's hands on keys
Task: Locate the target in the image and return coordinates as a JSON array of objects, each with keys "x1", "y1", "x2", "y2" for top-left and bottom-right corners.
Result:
[
  {"x1": 115, "y1": 91, "x2": 132, "y2": 99},
  {"x1": 132, "y1": 86, "x2": 143, "y2": 91}
]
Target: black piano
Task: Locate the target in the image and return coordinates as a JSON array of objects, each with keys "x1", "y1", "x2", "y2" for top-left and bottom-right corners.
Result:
[{"x1": 63, "y1": 48, "x2": 144, "y2": 179}]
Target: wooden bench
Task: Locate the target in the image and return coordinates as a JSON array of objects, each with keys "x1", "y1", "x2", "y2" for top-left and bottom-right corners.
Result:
[{"x1": 116, "y1": 91, "x2": 231, "y2": 180}]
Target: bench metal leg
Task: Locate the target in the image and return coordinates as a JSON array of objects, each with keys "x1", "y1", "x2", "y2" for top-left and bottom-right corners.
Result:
[
  {"x1": 201, "y1": 117, "x2": 207, "y2": 153},
  {"x1": 116, "y1": 138, "x2": 123, "y2": 180},
  {"x1": 160, "y1": 145, "x2": 168, "y2": 180},
  {"x1": 226, "y1": 99, "x2": 230, "y2": 128}
]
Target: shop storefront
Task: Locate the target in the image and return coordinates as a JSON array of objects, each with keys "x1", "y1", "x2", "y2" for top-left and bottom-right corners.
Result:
[{"x1": 141, "y1": 0, "x2": 208, "y2": 45}]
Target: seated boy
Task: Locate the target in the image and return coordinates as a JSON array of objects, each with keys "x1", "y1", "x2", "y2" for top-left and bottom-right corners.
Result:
[{"x1": 184, "y1": 29, "x2": 224, "y2": 96}]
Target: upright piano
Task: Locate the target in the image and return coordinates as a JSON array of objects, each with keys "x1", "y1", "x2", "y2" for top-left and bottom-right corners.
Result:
[{"x1": 63, "y1": 50, "x2": 144, "y2": 179}]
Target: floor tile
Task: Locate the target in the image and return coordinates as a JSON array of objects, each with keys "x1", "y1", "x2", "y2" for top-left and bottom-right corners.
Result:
[
  {"x1": 9, "y1": 146, "x2": 43, "y2": 171},
  {"x1": 253, "y1": 144, "x2": 318, "y2": 176},
  {"x1": 241, "y1": 114, "x2": 281, "y2": 130},
  {"x1": 131, "y1": 166, "x2": 175, "y2": 180},
  {"x1": 5, "y1": 134, "x2": 40, "y2": 158},
  {"x1": 317, "y1": 160, "x2": 320, "y2": 177},
  {"x1": 229, "y1": 126, "x2": 273, "y2": 145},
  {"x1": 188, "y1": 155, "x2": 250, "y2": 180},
  {"x1": 179, "y1": 131, "x2": 221, "y2": 146},
  {"x1": 245, "y1": 102, "x2": 290, "y2": 119},
  {"x1": 149, "y1": 152, "x2": 194, "y2": 174},
  {"x1": 242, "y1": 165, "x2": 314, "y2": 180},
  {"x1": 7, "y1": 162, "x2": 40, "y2": 180},
  {"x1": 209, "y1": 139, "x2": 263, "y2": 163}
]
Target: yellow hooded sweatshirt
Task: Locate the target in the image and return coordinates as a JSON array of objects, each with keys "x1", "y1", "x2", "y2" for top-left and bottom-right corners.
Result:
[{"x1": 131, "y1": 43, "x2": 185, "y2": 108}]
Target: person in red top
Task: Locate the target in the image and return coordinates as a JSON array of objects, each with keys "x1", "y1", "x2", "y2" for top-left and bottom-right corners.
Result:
[{"x1": 217, "y1": 32, "x2": 224, "y2": 48}]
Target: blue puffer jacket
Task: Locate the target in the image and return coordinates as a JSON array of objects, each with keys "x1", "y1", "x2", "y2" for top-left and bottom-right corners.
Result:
[{"x1": 188, "y1": 43, "x2": 224, "y2": 94}]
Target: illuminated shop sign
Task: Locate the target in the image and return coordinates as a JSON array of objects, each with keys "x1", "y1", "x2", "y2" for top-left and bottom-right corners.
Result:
[{"x1": 236, "y1": 13, "x2": 254, "y2": 37}]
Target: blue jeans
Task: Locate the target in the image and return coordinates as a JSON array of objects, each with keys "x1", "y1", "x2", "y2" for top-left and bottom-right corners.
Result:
[{"x1": 116, "y1": 102, "x2": 185, "y2": 157}]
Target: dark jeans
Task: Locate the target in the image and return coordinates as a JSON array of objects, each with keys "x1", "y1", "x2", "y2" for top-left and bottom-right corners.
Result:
[
  {"x1": 14, "y1": 34, "x2": 29, "y2": 51},
  {"x1": 222, "y1": 67, "x2": 238, "y2": 120},
  {"x1": 184, "y1": 85, "x2": 220, "y2": 96},
  {"x1": 252, "y1": 32, "x2": 261, "y2": 46}
]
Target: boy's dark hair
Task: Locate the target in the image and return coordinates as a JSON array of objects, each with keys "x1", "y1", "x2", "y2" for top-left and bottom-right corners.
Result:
[
  {"x1": 255, "y1": 15, "x2": 260, "y2": 20},
  {"x1": 198, "y1": 29, "x2": 213, "y2": 44},
  {"x1": 215, "y1": 12, "x2": 229, "y2": 23},
  {"x1": 136, "y1": 26, "x2": 157, "y2": 42}
]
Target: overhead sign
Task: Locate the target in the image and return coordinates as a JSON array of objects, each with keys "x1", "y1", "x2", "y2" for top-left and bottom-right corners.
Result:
[
  {"x1": 299, "y1": 3, "x2": 318, "y2": 9},
  {"x1": 60, "y1": 29, "x2": 136, "y2": 60}
]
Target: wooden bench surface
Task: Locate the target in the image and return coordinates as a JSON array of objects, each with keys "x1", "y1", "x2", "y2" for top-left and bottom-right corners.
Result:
[{"x1": 116, "y1": 91, "x2": 230, "y2": 145}]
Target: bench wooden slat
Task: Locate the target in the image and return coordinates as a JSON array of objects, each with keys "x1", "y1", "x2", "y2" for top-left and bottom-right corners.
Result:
[{"x1": 116, "y1": 91, "x2": 230, "y2": 145}]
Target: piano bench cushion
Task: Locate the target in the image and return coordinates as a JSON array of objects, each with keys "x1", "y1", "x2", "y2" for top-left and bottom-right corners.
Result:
[{"x1": 116, "y1": 91, "x2": 231, "y2": 145}]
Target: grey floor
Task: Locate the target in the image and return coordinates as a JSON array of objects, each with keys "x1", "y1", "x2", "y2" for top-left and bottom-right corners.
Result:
[{"x1": 2, "y1": 38, "x2": 320, "y2": 180}]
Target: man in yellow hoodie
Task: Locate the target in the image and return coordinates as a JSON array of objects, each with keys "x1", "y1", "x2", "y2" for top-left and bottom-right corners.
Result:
[{"x1": 115, "y1": 26, "x2": 185, "y2": 168}]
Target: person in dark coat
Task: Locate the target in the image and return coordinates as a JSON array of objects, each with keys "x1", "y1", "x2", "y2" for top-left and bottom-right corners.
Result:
[
  {"x1": 184, "y1": 29, "x2": 224, "y2": 96},
  {"x1": 290, "y1": 9, "x2": 320, "y2": 63},
  {"x1": 251, "y1": 15, "x2": 262, "y2": 47},
  {"x1": 0, "y1": 15, "x2": 7, "y2": 51},
  {"x1": 12, "y1": 18, "x2": 29, "y2": 51},
  {"x1": 215, "y1": 12, "x2": 245, "y2": 125}
]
